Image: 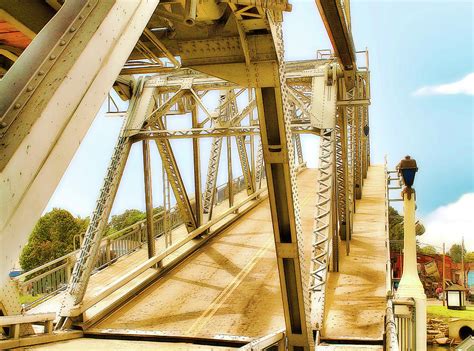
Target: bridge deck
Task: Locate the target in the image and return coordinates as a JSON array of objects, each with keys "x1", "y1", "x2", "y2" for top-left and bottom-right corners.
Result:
[
  {"x1": 86, "y1": 169, "x2": 317, "y2": 341},
  {"x1": 29, "y1": 179, "x2": 268, "y2": 321},
  {"x1": 321, "y1": 165, "x2": 386, "y2": 342}
]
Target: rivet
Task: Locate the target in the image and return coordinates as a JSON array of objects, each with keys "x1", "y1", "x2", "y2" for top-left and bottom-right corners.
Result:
[
  {"x1": 87, "y1": 2, "x2": 91, "y2": 7},
  {"x1": 78, "y1": 15, "x2": 84, "y2": 20},
  {"x1": 69, "y1": 27, "x2": 76, "y2": 32},
  {"x1": 14, "y1": 103, "x2": 21, "y2": 109},
  {"x1": 26, "y1": 86, "x2": 33, "y2": 92},
  {"x1": 38, "y1": 70, "x2": 45, "y2": 76},
  {"x1": 59, "y1": 40, "x2": 66, "y2": 46},
  {"x1": 50, "y1": 55, "x2": 56, "y2": 60}
]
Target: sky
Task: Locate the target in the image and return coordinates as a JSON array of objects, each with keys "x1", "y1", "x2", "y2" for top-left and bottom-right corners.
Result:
[{"x1": 46, "y1": 0, "x2": 473, "y2": 251}]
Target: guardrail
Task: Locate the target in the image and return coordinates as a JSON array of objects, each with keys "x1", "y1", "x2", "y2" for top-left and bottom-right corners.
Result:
[
  {"x1": 392, "y1": 298, "x2": 416, "y2": 351},
  {"x1": 13, "y1": 175, "x2": 249, "y2": 309},
  {"x1": 384, "y1": 157, "x2": 399, "y2": 351}
]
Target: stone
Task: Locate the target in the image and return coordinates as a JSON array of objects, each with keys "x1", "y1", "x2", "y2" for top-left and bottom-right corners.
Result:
[{"x1": 435, "y1": 337, "x2": 449, "y2": 345}]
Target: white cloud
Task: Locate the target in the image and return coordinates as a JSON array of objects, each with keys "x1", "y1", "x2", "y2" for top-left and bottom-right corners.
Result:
[
  {"x1": 419, "y1": 193, "x2": 474, "y2": 251},
  {"x1": 413, "y1": 73, "x2": 474, "y2": 96}
]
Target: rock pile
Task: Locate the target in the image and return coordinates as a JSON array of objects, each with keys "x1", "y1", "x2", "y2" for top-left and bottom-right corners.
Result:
[{"x1": 427, "y1": 318, "x2": 450, "y2": 345}]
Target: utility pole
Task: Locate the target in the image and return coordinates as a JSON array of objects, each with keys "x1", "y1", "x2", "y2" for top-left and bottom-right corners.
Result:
[
  {"x1": 461, "y1": 236, "x2": 465, "y2": 287},
  {"x1": 442, "y1": 242, "x2": 446, "y2": 306}
]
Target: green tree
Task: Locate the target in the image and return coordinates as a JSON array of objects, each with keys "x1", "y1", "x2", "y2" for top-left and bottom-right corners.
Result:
[
  {"x1": 418, "y1": 245, "x2": 438, "y2": 255},
  {"x1": 389, "y1": 206, "x2": 425, "y2": 252},
  {"x1": 19, "y1": 209, "x2": 82, "y2": 271},
  {"x1": 107, "y1": 209, "x2": 146, "y2": 235},
  {"x1": 449, "y1": 244, "x2": 467, "y2": 263},
  {"x1": 465, "y1": 252, "x2": 474, "y2": 263}
]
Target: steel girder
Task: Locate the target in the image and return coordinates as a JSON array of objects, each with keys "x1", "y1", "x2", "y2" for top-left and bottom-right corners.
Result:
[
  {"x1": 191, "y1": 104, "x2": 203, "y2": 227},
  {"x1": 202, "y1": 136, "x2": 223, "y2": 217},
  {"x1": 202, "y1": 91, "x2": 235, "y2": 219},
  {"x1": 362, "y1": 105, "x2": 369, "y2": 180},
  {"x1": 345, "y1": 87, "x2": 356, "y2": 216},
  {"x1": 0, "y1": 0, "x2": 159, "y2": 298},
  {"x1": 353, "y1": 85, "x2": 363, "y2": 200},
  {"x1": 293, "y1": 134, "x2": 304, "y2": 166},
  {"x1": 255, "y1": 139, "x2": 265, "y2": 190},
  {"x1": 142, "y1": 139, "x2": 156, "y2": 258},
  {"x1": 236, "y1": 135, "x2": 255, "y2": 195},
  {"x1": 58, "y1": 81, "x2": 156, "y2": 323},
  {"x1": 226, "y1": 90, "x2": 255, "y2": 197},
  {"x1": 335, "y1": 111, "x2": 351, "y2": 242},
  {"x1": 154, "y1": 101, "x2": 198, "y2": 233},
  {"x1": 254, "y1": 15, "x2": 312, "y2": 351},
  {"x1": 131, "y1": 124, "x2": 317, "y2": 140},
  {"x1": 309, "y1": 129, "x2": 335, "y2": 332}
]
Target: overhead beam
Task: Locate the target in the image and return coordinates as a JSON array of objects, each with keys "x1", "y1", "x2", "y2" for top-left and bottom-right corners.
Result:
[
  {"x1": 0, "y1": 2, "x2": 55, "y2": 34},
  {"x1": 315, "y1": 0, "x2": 356, "y2": 86},
  {"x1": 130, "y1": 125, "x2": 319, "y2": 140}
]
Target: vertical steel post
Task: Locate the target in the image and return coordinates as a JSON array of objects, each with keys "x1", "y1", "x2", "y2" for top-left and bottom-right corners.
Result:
[
  {"x1": 331, "y1": 156, "x2": 339, "y2": 272},
  {"x1": 442, "y1": 242, "x2": 446, "y2": 306},
  {"x1": 192, "y1": 105, "x2": 203, "y2": 227},
  {"x1": 249, "y1": 89, "x2": 256, "y2": 190},
  {"x1": 256, "y1": 86, "x2": 311, "y2": 351},
  {"x1": 227, "y1": 136, "x2": 234, "y2": 208},
  {"x1": 142, "y1": 140, "x2": 155, "y2": 259}
]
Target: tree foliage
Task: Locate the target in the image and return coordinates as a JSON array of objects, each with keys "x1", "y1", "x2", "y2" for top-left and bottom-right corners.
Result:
[
  {"x1": 418, "y1": 245, "x2": 438, "y2": 255},
  {"x1": 106, "y1": 209, "x2": 146, "y2": 235},
  {"x1": 105, "y1": 207, "x2": 164, "y2": 236},
  {"x1": 19, "y1": 209, "x2": 84, "y2": 271},
  {"x1": 20, "y1": 206, "x2": 166, "y2": 271},
  {"x1": 465, "y1": 252, "x2": 474, "y2": 263},
  {"x1": 449, "y1": 244, "x2": 467, "y2": 263},
  {"x1": 389, "y1": 206, "x2": 425, "y2": 252}
]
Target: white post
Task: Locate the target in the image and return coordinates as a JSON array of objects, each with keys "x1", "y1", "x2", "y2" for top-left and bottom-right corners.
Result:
[{"x1": 397, "y1": 189, "x2": 426, "y2": 350}]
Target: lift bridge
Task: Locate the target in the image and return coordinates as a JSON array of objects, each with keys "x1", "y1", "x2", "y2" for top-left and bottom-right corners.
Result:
[{"x1": 0, "y1": 1, "x2": 406, "y2": 350}]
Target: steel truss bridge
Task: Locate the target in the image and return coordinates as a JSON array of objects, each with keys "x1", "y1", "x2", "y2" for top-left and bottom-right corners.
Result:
[{"x1": 0, "y1": 1, "x2": 408, "y2": 350}]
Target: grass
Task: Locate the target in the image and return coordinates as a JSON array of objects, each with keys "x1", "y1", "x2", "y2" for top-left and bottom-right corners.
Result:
[
  {"x1": 18, "y1": 294, "x2": 44, "y2": 305},
  {"x1": 427, "y1": 305, "x2": 474, "y2": 320}
]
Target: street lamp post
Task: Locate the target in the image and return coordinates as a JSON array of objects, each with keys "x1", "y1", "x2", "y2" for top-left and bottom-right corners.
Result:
[{"x1": 396, "y1": 155, "x2": 427, "y2": 350}]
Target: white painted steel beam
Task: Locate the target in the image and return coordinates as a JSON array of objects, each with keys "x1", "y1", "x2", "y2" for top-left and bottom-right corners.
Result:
[{"x1": 0, "y1": 0, "x2": 159, "y2": 303}]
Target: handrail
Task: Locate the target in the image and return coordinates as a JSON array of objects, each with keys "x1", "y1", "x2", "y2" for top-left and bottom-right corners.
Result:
[
  {"x1": 392, "y1": 298, "x2": 416, "y2": 351},
  {"x1": 14, "y1": 206, "x2": 179, "y2": 283},
  {"x1": 239, "y1": 329, "x2": 285, "y2": 350},
  {"x1": 385, "y1": 299, "x2": 399, "y2": 351},
  {"x1": 384, "y1": 155, "x2": 392, "y2": 293},
  {"x1": 384, "y1": 155, "x2": 399, "y2": 351},
  {"x1": 13, "y1": 174, "x2": 249, "y2": 309}
]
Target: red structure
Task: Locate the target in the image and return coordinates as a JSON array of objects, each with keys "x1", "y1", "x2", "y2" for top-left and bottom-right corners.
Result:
[{"x1": 391, "y1": 252, "x2": 469, "y2": 297}]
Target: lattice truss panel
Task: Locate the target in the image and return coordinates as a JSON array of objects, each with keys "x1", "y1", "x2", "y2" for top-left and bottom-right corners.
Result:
[
  {"x1": 309, "y1": 130, "x2": 335, "y2": 330},
  {"x1": 60, "y1": 80, "x2": 156, "y2": 317}
]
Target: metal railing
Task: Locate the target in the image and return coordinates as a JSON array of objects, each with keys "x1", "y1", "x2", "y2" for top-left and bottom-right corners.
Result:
[
  {"x1": 13, "y1": 175, "x2": 250, "y2": 309},
  {"x1": 13, "y1": 207, "x2": 182, "y2": 307},
  {"x1": 393, "y1": 299, "x2": 416, "y2": 351}
]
